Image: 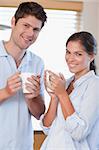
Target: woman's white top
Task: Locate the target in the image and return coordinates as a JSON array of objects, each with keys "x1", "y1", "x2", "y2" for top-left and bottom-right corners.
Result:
[{"x1": 40, "y1": 71, "x2": 99, "y2": 150}]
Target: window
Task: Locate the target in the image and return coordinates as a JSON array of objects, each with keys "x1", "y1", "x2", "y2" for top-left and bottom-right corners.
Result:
[{"x1": 0, "y1": 7, "x2": 82, "y2": 130}]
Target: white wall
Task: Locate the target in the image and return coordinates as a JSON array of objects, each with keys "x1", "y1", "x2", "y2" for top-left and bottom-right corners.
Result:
[{"x1": 82, "y1": 0, "x2": 99, "y2": 74}]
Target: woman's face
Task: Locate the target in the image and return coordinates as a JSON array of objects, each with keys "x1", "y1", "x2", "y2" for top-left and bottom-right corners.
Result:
[{"x1": 65, "y1": 41, "x2": 93, "y2": 77}]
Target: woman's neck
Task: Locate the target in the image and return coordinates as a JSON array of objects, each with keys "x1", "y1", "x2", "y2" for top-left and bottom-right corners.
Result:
[{"x1": 74, "y1": 68, "x2": 89, "y2": 81}]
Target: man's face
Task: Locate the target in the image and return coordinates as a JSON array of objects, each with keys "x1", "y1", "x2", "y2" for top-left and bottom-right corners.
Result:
[{"x1": 11, "y1": 15, "x2": 42, "y2": 50}]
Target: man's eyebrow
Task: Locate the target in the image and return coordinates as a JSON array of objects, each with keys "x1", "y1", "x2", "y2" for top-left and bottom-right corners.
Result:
[{"x1": 23, "y1": 22, "x2": 41, "y2": 30}]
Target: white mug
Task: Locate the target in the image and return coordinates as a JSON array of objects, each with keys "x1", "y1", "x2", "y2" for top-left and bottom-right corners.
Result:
[
  {"x1": 46, "y1": 71, "x2": 53, "y2": 92},
  {"x1": 20, "y1": 72, "x2": 34, "y2": 93}
]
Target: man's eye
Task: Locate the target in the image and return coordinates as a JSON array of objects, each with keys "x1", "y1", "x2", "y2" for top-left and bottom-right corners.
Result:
[
  {"x1": 33, "y1": 28, "x2": 41, "y2": 32},
  {"x1": 24, "y1": 24, "x2": 29, "y2": 28}
]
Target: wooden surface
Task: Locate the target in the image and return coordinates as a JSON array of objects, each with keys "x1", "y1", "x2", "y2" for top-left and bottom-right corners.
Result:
[
  {"x1": 34, "y1": 131, "x2": 46, "y2": 150},
  {"x1": 0, "y1": 0, "x2": 83, "y2": 11}
]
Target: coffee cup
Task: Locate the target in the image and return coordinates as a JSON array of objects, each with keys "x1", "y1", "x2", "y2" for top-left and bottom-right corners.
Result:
[
  {"x1": 46, "y1": 71, "x2": 53, "y2": 92},
  {"x1": 20, "y1": 72, "x2": 34, "y2": 93}
]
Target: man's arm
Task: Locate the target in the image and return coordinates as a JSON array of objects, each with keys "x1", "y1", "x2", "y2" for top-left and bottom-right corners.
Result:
[
  {"x1": 24, "y1": 75, "x2": 45, "y2": 119},
  {"x1": 0, "y1": 88, "x2": 10, "y2": 103},
  {"x1": 25, "y1": 95, "x2": 45, "y2": 120}
]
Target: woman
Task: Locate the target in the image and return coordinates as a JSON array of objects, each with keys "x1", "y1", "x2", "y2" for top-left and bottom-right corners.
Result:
[{"x1": 40, "y1": 31, "x2": 99, "y2": 150}]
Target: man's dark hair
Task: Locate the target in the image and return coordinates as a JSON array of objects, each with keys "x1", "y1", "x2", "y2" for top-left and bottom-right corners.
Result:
[{"x1": 14, "y1": 1, "x2": 47, "y2": 28}]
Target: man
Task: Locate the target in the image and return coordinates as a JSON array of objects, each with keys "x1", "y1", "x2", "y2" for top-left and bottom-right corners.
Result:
[{"x1": 0, "y1": 2, "x2": 47, "y2": 150}]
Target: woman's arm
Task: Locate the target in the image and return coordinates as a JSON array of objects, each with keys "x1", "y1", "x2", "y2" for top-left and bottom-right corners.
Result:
[
  {"x1": 43, "y1": 95, "x2": 58, "y2": 127},
  {"x1": 57, "y1": 91, "x2": 75, "y2": 119}
]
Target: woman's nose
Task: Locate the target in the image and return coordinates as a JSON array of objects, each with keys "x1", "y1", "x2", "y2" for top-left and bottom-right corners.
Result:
[{"x1": 68, "y1": 54, "x2": 75, "y2": 61}]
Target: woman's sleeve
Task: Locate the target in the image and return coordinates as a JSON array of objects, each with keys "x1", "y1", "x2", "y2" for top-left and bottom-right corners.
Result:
[
  {"x1": 65, "y1": 78, "x2": 99, "y2": 141},
  {"x1": 40, "y1": 114, "x2": 51, "y2": 135}
]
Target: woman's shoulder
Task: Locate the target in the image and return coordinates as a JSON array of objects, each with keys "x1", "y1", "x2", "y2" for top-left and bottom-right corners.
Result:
[
  {"x1": 86, "y1": 73, "x2": 99, "y2": 91},
  {"x1": 90, "y1": 73, "x2": 99, "y2": 83}
]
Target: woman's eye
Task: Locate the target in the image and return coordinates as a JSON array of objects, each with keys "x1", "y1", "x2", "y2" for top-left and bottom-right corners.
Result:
[
  {"x1": 75, "y1": 53, "x2": 82, "y2": 56},
  {"x1": 66, "y1": 50, "x2": 70, "y2": 54}
]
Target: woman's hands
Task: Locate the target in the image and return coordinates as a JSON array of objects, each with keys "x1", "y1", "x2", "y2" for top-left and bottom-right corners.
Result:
[{"x1": 44, "y1": 70, "x2": 66, "y2": 97}]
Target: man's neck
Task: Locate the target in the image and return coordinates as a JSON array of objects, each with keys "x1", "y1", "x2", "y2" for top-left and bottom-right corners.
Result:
[
  {"x1": 4, "y1": 41, "x2": 26, "y2": 62},
  {"x1": 4, "y1": 40, "x2": 26, "y2": 67}
]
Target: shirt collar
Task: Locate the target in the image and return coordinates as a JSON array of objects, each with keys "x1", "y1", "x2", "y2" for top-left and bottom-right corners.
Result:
[
  {"x1": 18, "y1": 50, "x2": 33, "y2": 72},
  {"x1": 0, "y1": 40, "x2": 32, "y2": 63},
  {"x1": 21, "y1": 50, "x2": 32, "y2": 65},
  {"x1": 73, "y1": 71, "x2": 95, "y2": 87},
  {"x1": 0, "y1": 40, "x2": 9, "y2": 56},
  {"x1": 66, "y1": 76, "x2": 74, "y2": 89}
]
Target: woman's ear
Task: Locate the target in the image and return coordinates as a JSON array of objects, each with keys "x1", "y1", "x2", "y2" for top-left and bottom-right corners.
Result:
[{"x1": 89, "y1": 54, "x2": 95, "y2": 62}]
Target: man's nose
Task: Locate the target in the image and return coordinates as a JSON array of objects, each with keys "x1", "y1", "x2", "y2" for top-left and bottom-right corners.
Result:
[{"x1": 27, "y1": 27, "x2": 34, "y2": 36}]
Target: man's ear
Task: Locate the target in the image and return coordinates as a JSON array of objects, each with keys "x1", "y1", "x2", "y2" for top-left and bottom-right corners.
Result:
[{"x1": 11, "y1": 16, "x2": 16, "y2": 28}]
